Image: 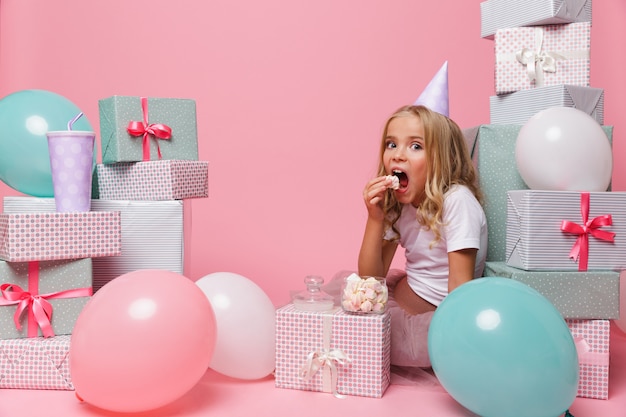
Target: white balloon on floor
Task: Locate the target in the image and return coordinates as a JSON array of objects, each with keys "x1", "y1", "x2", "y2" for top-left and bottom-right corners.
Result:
[{"x1": 196, "y1": 272, "x2": 276, "y2": 379}]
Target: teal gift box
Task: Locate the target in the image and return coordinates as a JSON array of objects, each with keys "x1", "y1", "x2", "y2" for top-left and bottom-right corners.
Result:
[
  {"x1": 463, "y1": 124, "x2": 614, "y2": 262},
  {"x1": 99, "y1": 96, "x2": 198, "y2": 164},
  {"x1": 483, "y1": 261, "x2": 620, "y2": 320},
  {"x1": 0, "y1": 258, "x2": 92, "y2": 339}
]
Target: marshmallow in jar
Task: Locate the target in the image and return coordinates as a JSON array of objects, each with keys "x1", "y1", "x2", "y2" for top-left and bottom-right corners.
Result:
[{"x1": 341, "y1": 273, "x2": 388, "y2": 314}]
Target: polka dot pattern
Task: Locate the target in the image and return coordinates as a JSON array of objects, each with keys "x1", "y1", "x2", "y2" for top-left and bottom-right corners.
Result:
[
  {"x1": 0, "y1": 259, "x2": 92, "y2": 339},
  {"x1": 0, "y1": 334, "x2": 74, "y2": 390},
  {"x1": 566, "y1": 319, "x2": 610, "y2": 400},
  {"x1": 48, "y1": 133, "x2": 95, "y2": 212},
  {"x1": 0, "y1": 212, "x2": 121, "y2": 262},
  {"x1": 99, "y1": 96, "x2": 198, "y2": 164},
  {"x1": 483, "y1": 261, "x2": 620, "y2": 320},
  {"x1": 275, "y1": 304, "x2": 391, "y2": 398},
  {"x1": 494, "y1": 22, "x2": 590, "y2": 94},
  {"x1": 96, "y1": 160, "x2": 209, "y2": 201}
]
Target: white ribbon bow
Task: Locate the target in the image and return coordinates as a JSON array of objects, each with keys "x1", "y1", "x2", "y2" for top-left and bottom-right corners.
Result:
[
  {"x1": 516, "y1": 27, "x2": 566, "y2": 86},
  {"x1": 299, "y1": 348, "x2": 351, "y2": 398}
]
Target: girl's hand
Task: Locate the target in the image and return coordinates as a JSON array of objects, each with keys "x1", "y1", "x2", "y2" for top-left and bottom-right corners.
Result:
[{"x1": 363, "y1": 176, "x2": 394, "y2": 220}]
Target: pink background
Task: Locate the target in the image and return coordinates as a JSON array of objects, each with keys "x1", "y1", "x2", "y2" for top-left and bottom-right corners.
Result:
[{"x1": 0, "y1": 0, "x2": 624, "y2": 307}]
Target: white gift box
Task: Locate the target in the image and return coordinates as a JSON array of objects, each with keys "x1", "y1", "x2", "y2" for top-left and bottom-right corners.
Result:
[
  {"x1": 567, "y1": 319, "x2": 610, "y2": 400},
  {"x1": 3, "y1": 197, "x2": 187, "y2": 292},
  {"x1": 494, "y1": 22, "x2": 590, "y2": 95},
  {"x1": 490, "y1": 85, "x2": 604, "y2": 125},
  {"x1": 506, "y1": 190, "x2": 626, "y2": 271},
  {"x1": 275, "y1": 304, "x2": 391, "y2": 398},
  {"x1": 480, "y1": 0, "x2": 592, "y2": 39}
]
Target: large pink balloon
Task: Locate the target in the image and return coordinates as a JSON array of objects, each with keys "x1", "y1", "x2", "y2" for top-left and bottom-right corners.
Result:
[
  {"x1": 196, "y1": 272, "x2": 276, "y2": 380},
  {"x1": 70, "y1": 270, "x2": 216, "y2": 413},
  {"x1": 515, "y1": 107, "x2": 613, "y2": 191}
]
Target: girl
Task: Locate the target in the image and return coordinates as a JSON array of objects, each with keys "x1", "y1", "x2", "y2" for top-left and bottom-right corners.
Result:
[{"x1": 359, "y1": 104, "x2": 488, "y2": 367}]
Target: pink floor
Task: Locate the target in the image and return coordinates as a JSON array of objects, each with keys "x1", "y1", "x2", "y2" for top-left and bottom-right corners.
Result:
[{"x1": 2, "y1": 324, "x2": 625, "y2": 417}]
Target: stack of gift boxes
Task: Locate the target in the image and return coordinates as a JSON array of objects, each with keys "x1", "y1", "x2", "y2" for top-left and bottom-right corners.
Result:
[
  {"x1": 0, "y1": 95, "x2": 208, "y2": 390},
  {"x1": 467, "y1": 0, "x2": 616, "y2": 400}
]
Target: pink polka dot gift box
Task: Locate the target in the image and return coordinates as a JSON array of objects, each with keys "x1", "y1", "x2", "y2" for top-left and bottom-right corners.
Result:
[
  {"x1": 275, "y1": 304, "x2": 391, "y2": 398},
  {"x1": 567, "y1": 319, "x2": 610, "y2": 400},
  {"x1": 0, "y1": 334, "x2": 73, "y2": 390},
  {"x1": 0, "y1": 211, "x2": 121, "y2": 263},
  {"x1": 494, "y1": 22, "x2": 590, "y2": 95},
  {"x1": 96, "y1": 160, "x2": 208, "y2": 201}
]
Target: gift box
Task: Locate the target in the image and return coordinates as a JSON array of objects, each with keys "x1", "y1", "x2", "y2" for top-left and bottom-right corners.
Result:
[
  {"x1": 490, "y1": 85, "x2": 604, "y2": 125},
  {"x1": 483, "y1": 262, "x2": 620, "y2": 319},
  {"x1": 462, "y1": 125, "x2": 613, "y2": 262},
  {"x1": 0, "y1": 258, "x2": 92, "y2": 339},
  {"x1": 506, "y1": 190, "x2": 626, "y2": 271},
  {"x1": 495, "y1": 22, "x2": 591, "y2": 95},
  {"x1": 0, "y1": 211, "x2": 121, "y2": 263},
  {"x1": 3, "y1": 197, "x2": 187, "y2": 292},
  {"x1": 99, "y1": 96, "x2": 198, "y2": 164},
  {"x1": 96, "y1": 160, "x2": 209, "y2": 200},
  {"x1": 275, "y1": 304, "x2": 391, "y2": 398},
  {"x1": 566, "y1": 319, "x2": 610, "y2": 400},
  {"x1": 0, "y1": 334, "x2": 73, "y2": 390},
  {"x1": 480, "y1": 0, "x2": 592, "y2": 39}
]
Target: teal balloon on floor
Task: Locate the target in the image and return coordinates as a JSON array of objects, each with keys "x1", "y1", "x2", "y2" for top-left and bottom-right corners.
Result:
[
  {"x1": 428, "y1": 277, "x2": 578, "y2": 417},
  {"x1": 0, "y1": 90, "x2": 94, "y2": 197}
]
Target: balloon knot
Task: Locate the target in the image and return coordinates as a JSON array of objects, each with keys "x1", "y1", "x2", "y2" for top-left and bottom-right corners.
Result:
[{"x1": 564, "y1": 410, "x2": 575, "y2": 417}]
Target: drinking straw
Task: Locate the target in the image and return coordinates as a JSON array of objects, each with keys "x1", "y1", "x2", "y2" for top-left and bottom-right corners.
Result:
[{"x1": 67, "y1": 112, "x2": 84, "y2": 130}]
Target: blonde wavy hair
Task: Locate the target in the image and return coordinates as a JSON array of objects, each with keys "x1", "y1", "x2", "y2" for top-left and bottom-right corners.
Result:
[{"x1": 377, "y1": 105, "x2": 483, "y2": 244}]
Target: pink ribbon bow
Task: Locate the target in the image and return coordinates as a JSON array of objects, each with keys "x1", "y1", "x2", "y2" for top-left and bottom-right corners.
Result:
[
  {"x1": 574, "y1": 336, "x2": 609, "y2": 367},
  {"x1": 127, "y1": 97, "x2": 172, "y2": 161},
  {"x1": 560, "y1": 192, "x2": 615, "y2": 271},
  {"x1": 0, "y1": 262, "x2": 93, "y2": 337}
]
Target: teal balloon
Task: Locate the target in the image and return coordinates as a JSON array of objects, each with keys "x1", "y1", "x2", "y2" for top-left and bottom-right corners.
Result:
[
  {"x1": 428, "y1": 278, "x2": 578, "y2": 417},
  {"x1": 0, "y1": 90, "x2": 94, "y2": 197}
]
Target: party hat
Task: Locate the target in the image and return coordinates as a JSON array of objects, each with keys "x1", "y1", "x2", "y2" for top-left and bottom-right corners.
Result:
[{"x1": 413, "y1": 61, "x2": 449, "y2": 117}]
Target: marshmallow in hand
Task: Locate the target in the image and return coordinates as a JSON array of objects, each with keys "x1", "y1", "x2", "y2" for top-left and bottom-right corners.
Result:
[{"x1": 386, "y1": 175, "x2": 400, "y2": 190}]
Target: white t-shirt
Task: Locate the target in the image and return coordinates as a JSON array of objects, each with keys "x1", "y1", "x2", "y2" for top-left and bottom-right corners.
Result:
[{"x1": 384, "y1": 184, "x2": 488, "y2": 306}]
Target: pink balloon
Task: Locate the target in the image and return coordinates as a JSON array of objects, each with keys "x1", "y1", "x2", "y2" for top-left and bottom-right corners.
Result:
[{"x1": 70, "y1": 270, "x2": 217, "y2": 413}]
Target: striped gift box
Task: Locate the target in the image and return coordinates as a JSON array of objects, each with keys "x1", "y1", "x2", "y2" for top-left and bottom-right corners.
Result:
[
  {"x1": 567, "y1": 319, "x2": 610, "y2": 400},
  {"x1": 495, "y1": 22, "x2": 591, "y2": 95},
  {"x1": 97, "y1": 160, "x2": 209, "y2": 201},
  {"x1": 480, "y1": 0, "x2": 592, "y2": 39},
  {"x1": 506, "y1": 190, "x2": 626, "y2": 271},
  {"x1": 275, "y1": 304, "x2": 391, "y2": 398},
  {"x1": 0, "y1": 335, "x2": 74, "y2": 390},
  {"x1": 490, "y1": 85, "x2": 604, "y2": 125},
  {"x1": 3, "y1": 197, "x2": 186, "y2": 292}
]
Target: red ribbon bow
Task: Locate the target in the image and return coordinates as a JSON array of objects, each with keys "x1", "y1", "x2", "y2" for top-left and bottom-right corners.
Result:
[
  {"x1": 0, "y1": 262, "x2": 93, "y2": 337},
  {"x1": 560, "y1": 192, "x2": 615, "y2": 271},
  {"x1": 127, "y1": 96, "x2": 172, "y2": 161}
]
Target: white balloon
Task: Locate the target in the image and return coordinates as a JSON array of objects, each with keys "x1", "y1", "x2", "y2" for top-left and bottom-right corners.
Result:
[
  {"x1": 195, "y1": 272, "x2": 276, "y2": 379},
  {"x1": 515, "y1": 107, "x2": 612, "y2": 191}
]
